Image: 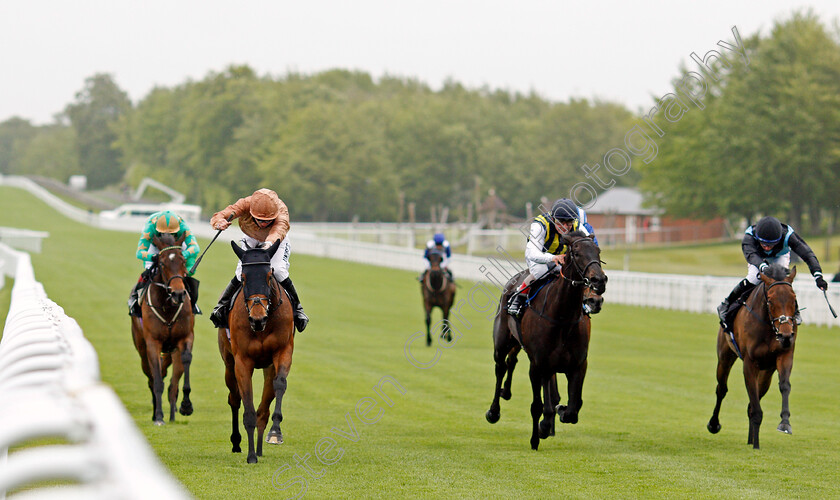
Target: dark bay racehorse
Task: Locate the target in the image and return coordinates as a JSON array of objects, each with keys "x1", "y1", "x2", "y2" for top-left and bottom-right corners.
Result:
[
  {"x1": 130, "y1": 232, "x2": 195, "y2": 425},
  {"x1": 708, "y1": 265, "x2": 798, "y2": 449},
  {"x1": 421, "y1": 249, "x2": 457, "y2": 346},
  {"x1": 218, "y1": 240, "x2": 295, "y2": 464},
  {"x1": 486, "y1": 232, "x2": 607, "y2": 450}
]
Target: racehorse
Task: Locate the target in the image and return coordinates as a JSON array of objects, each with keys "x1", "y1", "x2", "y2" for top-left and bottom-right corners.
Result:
[
  {"x1": 218, "y1": 240, "x2": 295, "y2": 464},
  {"x1": 708, "y1": 264, "x2": 799, "y2": 449},
  {"x1": 485, "y1": 231, "x2": 607, "y2": 450},
  {"x1": 130, "y1": 232, "x2": 195, "y2": 425},
  {"x1": 421, "y1": 249, "x2": 457, "y2": 346}
]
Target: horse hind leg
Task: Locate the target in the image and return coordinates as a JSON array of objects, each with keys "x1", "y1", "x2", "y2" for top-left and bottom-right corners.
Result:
[
  {"x1": 528, "y1": 365, "x2": 544, "y2": 450},
  {"x1": 501, "y1": 346, "x2": 519, "y2": 401},
  {"x1": 178, "y1": 345, "x2": 194, "y2": 416},
  {"x1": 166, "y1": 352, "x2": 183, "y2": 422},
  {"x1": 708, "y1": 330, "x2": 737, "y2": 434}
]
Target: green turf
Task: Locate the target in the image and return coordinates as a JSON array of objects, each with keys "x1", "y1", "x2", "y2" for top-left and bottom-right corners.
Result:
[{"x1": 2, "y1": 185, "x2": 840, "y2": 499}]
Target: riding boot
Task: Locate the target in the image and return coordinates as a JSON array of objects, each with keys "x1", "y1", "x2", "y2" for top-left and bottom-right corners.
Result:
[
  {"x1": 507, "y1": 275, "x2": 535, "y2": 318},
  {"x1": 445, "y1": 268, "x2": 454, "y2": 282},
  {"x1": 210, "y1": 276, "x2": 240, "y2": 329},
  {"x1": 184, "y1": 276, "x2": 202, "y2": 315},
  {"x1": 717, "y1": 278, "x2": 755, "y2": 325},
  {"x1": 280, "y1": 277, "x2": 309, "y2": 332},
  {"x1": 127, "y1": 280, "x2": 144, "y2": 317},
  {"x1": 794, "y1": 300, "x2": 803, "y2": 325}
]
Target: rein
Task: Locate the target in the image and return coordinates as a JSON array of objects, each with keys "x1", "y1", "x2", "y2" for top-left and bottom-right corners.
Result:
[
  {"x1": 559, "y1": 238, "x2": 603, "y2": 291},
  {"x1": 144, "y1": 246, "x2": 188, "y2": 328},
  {"x1": 741, "y1": 281, "x2": 797, "y2": 341}
]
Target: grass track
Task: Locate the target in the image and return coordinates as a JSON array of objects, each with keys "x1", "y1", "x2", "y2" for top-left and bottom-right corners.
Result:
[{"x1": 2, "y1": 186, "x2": 840, "y2": 499}]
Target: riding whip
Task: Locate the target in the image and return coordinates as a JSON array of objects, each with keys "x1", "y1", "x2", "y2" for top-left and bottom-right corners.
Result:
[
  {"x1": 189, "y1": 214, "x2": 233, "y2": 275},
  {"x1": 823, "y1": 290, "x2": 837, "y2": 319}
]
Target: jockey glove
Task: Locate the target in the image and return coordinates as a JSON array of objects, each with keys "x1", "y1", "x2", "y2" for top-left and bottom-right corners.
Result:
[
  {"x1": 815, "y1": 273, "x2": 828, "y2": 291},
  {"x1": 759, "y1": 262, "x2": 769, "y2": 272}
]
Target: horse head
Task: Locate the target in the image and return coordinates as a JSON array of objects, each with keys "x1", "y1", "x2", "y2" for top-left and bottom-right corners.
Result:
[
  {"x1": 426, "y1": 249, "x2": 446, "y2": 291},
  {"x1": 152, "y1": 233, "x2": 188, "y2": 307},
  {"x1": 561, "y1": 232, "x2": 607, "y2": 313},
  {"x1": 232, "y1": 239, "x2": 282, "y2": 332},
  {"x1": 759, "y1": 265, "x2": 797, "y2": 349}
]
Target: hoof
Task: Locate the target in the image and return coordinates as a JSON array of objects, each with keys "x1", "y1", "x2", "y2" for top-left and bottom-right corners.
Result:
[
  {"x1": 231, "y1": 445, "x2": 241, "y2": 453},
  {"x1": 500, "y1": 388, "x2": 512, "y2": 401},
  {"x1": 247, "y1": 454, "x2": 258, "y2": 464},
  {"x1": 426, "y1": 337, "x2": 432, "y2": 347},
  {"x1": 707, "y1": 420, "x2": 721, "y2": 434},
  {"x1": 555, "y1": 405, "x2": 578, "y2": 424},
  {"x1": 777, "y1": 423, "x2": 792, "y2": 434},
  {"x1": 266, "y1": 432, "x2": 284, "y2": 445},
  {"x1": 153, "y1": 419, "x2": 165, "y2": 426},
  {"x1": 179, "y1": 402, "x2": 194, "y2": 416},
  {"x1": 530, "y1": 439, "x2": 539, "y2": 451},
  {"x1": 485, "y1": 409, "x2": 500, "y2": 424},
  {"x1": 539, "y1": 419, "x2": 552, "y2": 439}
]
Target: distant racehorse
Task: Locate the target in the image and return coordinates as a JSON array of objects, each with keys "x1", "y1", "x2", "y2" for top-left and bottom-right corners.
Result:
[
  {"x1": 708, "y1": 264, "x2": 799, "y2": 449},
  {"x1": 130, "y1": 232, "x2": 195, "y2": 425},
  {"x1": 486, "y1": 232, "x2": 607, "y2": 450},
  {"x1": 219, "y1": 240, "x2": 295, "y2": 463},
  {"x1": 421, "y1": 249, "x2": 456, "y2": 346}
]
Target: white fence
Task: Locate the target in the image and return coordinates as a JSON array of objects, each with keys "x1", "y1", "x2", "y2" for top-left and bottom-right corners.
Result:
[{"x1": 0, "y1": 243, "x2": 189, "y2": 499}]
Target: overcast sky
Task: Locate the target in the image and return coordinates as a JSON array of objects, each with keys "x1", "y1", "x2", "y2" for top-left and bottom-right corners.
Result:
[{"x1": 2, "y1": 0, "x2": 839, "y2": 125}]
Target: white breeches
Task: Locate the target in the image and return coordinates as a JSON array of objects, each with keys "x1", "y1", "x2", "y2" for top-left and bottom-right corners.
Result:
[
  {"x1": 528, "y1": 261, "x2": 552, "y2": 281},
  {"x1": 235, "y1": 237, "x2": 291, "y2": 282},
  {"x1": 745, "y1": 253, "x2": 790, "y2": 285}
]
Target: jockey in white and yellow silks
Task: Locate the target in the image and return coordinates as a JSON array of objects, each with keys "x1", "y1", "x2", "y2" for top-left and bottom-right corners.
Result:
[
  {"x1": 128, "y1": 210, "x2": 201, "y2": 317},
  {"x1": 507, "y1": 198, "x2": 598, "y2": 318}
]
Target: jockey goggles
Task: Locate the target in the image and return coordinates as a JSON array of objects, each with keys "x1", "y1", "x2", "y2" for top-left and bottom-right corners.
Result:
[
  {"x1": 254, "y1": 217, "x2": 274, "y2": 226},
  {"x1": 756, "y1": 234, "x2": 782, "y2": 244}
]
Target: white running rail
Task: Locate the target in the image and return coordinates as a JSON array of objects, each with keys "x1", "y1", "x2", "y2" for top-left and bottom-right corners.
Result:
[{"x1": 0, "y1": 243, "x2": 189, "y2": 499}]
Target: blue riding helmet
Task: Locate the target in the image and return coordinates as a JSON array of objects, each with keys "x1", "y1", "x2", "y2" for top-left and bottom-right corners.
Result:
[
  {"x1": 550, "y1": 198, "x2": 578, "y2": 222},
  {"x1": 433, "y1": 233, "x2": 445, "y2": 245},
  {"x1": 754, "y1": 216, "x2": 783, "y2": 244}
]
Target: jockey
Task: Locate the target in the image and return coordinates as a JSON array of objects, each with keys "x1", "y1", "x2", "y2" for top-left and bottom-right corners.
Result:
[
  {"x1": 716, "y1": 215, "x2": 827, "y2": 327},
  {"x1": 420, "y1": 232, "x2": 453, "y2": 281},
  {"x1": 507, "y1": 198, "x2": 598, "y2": 318},
  {"x1": 209, "y1": 188, "x2": 309, "y2": 332},
  {"x1": 128, "y1": 210, "x2": 201, "y2": 317}
]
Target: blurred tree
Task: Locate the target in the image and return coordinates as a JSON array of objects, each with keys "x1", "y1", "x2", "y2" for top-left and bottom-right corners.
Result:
[{"x1": 0, "y1": 117, "x2": 37, "y2": 174}]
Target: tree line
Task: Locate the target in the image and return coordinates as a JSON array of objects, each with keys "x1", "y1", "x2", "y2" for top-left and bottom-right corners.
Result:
[{"x1": 1, "y1": 11, "x2": 837, "y2": 232}]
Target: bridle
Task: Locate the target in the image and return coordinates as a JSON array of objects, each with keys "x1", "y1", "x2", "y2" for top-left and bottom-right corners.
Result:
[
  {"x1": 559, "y1": 238, "x2": 604, "y2": 291},
  {"x1": 146, "y1": 245, "x2": 187, "y2": 328},
  {"x1": 240, "y1": 261, "x2": 276, "y2": 316},
  {"x1": 424, "y1": 250, "x2": 448, "y2": 294},
  {"x1": 743, "y1": 280, "x2": 797, "y2": 341}
]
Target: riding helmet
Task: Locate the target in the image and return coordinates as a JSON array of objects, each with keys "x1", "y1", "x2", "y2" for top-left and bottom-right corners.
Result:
[
  {"x1": 154, "y1": 211, "x2": 181, "y2": 234},
  {"x1": 433, "y1": 233, "x2": 445, "y2": 245},
  {"x1": 550, "y1": 198, "x2": 579, "y2": 222},
  {"x1": 249, "y1": 188, "x2": 281, "y2": 220},
  {"x1": 754, "y1": 216, "x2": 784, "y2": 244}
]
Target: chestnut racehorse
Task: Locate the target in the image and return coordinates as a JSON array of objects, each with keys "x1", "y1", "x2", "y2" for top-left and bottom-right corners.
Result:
[
  {"x1": 218, "y1": 239, "x2": 295, "y2": 464},
  {"x1": 486, "y1": 232, "x2": 607, "y2": 450},
  {"x1": 708, "y1": 264, "x2": 799, "y2": 449},
  {"x1": 130, "y1": 232, "x2": 195, "y2": 425},
  {"x1": 421, "y1": 249, "x2": 456, "y2": 346}
]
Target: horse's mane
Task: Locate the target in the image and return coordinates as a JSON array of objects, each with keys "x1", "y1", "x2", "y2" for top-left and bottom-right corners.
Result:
[
  {"x1": 764, "y1": 264, "x2": 788, "y2": 281},
  {"x1": 565, "y1": 230, "x2": 588, "y2": 239}
]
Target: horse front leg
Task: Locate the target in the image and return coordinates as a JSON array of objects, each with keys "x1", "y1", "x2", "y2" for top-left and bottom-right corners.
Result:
[
  {"x1": 743, "y1": 362, "x2": 763, "y2": 449},
  {"x1": 485, "y1": 343, "x2": 510, "y2": 424},
  {"x1": 441, "y1": 305, "x2": 452, "y2": 342},
  {"x1": 179, "y1": 342, "x2": 194, "y2": 416},
  {"x1": 267, "y1": 345, "x2": 294, "y2": 446},
  {"x1": 425, "y1": 303, "x2": 433, "y2": 346},
  {"x1": 256, "y1": 366, "x2": 276, "y2": 457},
  {"x1": 234, "y1": 356, "x2": 258, "y2": 463},
  {"x1": 776, "y1": 351, "x2": 794, "y2": 435},
  {"x1": 528, "y1": 363, "x2": 544, "y2": 450},
  {"x1": 144, "y1": 338, "x2": 165, "y2": 425},
  {"x1": 556, "y1": 361, "x2": 587, "y2": 424},
  {"x1": 708, "y1": 329, "x2": 737, "y2": 434},
  {"x1": 222, "y1": 349, "x2": 242, "y2": 453}
]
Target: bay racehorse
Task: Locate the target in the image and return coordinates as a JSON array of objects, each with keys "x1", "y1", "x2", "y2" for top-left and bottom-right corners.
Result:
[
  {"x1": 130, "y1": 232, "x2": 195, "y2": 425},
  {"x1": 486, "y1": 231, "x2": 607, "y2": 450},
  {"x1": 421, "y1": 249, "x2": 456, "y2": 346},
  {"x1": 218, "y1": 239, "x2": 295, "y2": 463},
  {"x1": 708, "y1": 264, "x2": 798, "y2": 449}
]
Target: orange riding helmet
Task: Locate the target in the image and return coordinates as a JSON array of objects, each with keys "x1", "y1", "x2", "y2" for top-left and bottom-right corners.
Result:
[{"x1": 249, "y1": 189, "x2": 281, "y2": 220}]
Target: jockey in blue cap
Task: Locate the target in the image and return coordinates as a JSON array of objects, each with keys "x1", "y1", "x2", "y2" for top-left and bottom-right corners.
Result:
[
  {"x1": 716, "y1": 216, "x2": 827, "y2": 329},
  {"x1": 507, "y1": 198, "x2": 598, "y2": 318},
  {"x1": 419, "y1": 232, "x2": 453, "y2": 281}
]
